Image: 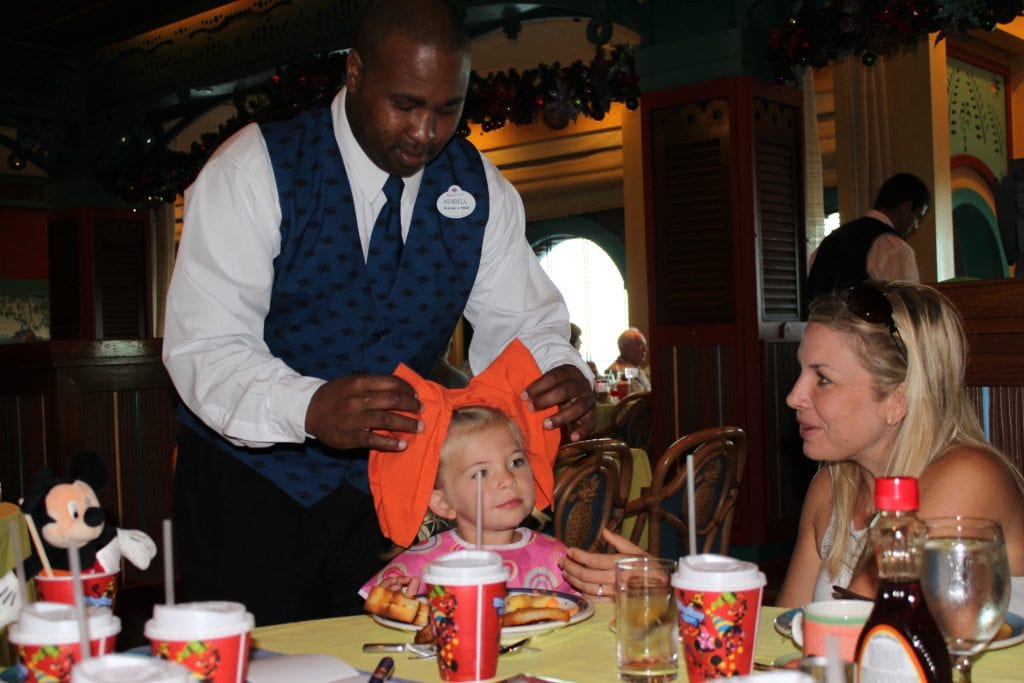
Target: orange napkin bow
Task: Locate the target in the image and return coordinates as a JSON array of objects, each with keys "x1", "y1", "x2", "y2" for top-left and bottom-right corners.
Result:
[{"x1": 369, "y1": 339, "x2": 560, "y2": 547}]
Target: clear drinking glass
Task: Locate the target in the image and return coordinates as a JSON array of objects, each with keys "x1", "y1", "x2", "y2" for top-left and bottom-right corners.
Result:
[
  {"x1": 615, "y1": 557, "x2": 678, "y2": 683},
  {"x1": 623, "y1": 366, "x2": 640, "y2": 392},
  {"x1": 920, "y1": 516, "x2": 1010, "y2": 683}
]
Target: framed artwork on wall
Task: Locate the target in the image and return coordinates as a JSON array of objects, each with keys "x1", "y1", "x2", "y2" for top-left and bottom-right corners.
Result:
[{"x1": 0, "y1": 279, "x2": 49, "y2": 343}]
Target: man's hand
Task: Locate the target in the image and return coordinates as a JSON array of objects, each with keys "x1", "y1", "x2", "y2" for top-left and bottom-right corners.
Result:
[
  {"x1": 306, "y1": 374, "x2": 422, "y2": 450},
  {"x1": 523, "y1": 364, "x2": 596, "y2": 442}
]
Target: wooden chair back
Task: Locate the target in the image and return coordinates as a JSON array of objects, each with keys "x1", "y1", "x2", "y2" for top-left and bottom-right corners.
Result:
[
  {"x1": 623, "y1": 426, "x2": 747, "y2": 557},
  {"x1": 596, "y1": 391, "x2": 652, "y2": 453},
  {"x1": 552, "y1": 438, "x2": 634, "y2": 551}
]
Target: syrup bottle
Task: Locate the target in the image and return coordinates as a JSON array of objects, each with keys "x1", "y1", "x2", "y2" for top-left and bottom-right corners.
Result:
[{"x1": 855, "y1": 476, "x2": 951, "y2": 682}]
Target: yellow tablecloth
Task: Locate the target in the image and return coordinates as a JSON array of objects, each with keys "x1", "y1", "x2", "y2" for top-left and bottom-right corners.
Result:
[
  {"x1": 593, "y1": 401, "x2": 616, "y2": 433},
  {"x1": 620, "y1": 447, "x2": 651, "y2": 548},
  {"x1": 251, "y1": 603, "x2": 1024, "y2": 681}
]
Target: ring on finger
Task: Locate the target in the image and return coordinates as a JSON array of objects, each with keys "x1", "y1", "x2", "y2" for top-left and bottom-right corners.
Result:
[{"x1": 596, "y1": 583, "x2": 604, "y2": 598}]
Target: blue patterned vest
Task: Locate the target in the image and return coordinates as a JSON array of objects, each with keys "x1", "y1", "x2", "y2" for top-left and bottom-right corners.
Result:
[{"x1": 178, "y1": 106, "x2": 489, "y2": 506}]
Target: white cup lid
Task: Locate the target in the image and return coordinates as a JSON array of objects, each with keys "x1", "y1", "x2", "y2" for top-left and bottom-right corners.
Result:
[
  {"x1": 672, "y1": 553, "x2": 766, "y2": 591},
  {"x1": 72, "y1": 654, "x2": 192, "y2": 683},
  {"x1": 423, "y1": 550, "x2": 508, "y2": 585},
  {"x1": 145, "y1": 601, "x2": 254, "y2": 641},
  {"x1": 729, "y1": 673, "x2": 814, "y2": 682},
  {"x1": 9, "y1": 602, "x2": 121, "y2": 644}
]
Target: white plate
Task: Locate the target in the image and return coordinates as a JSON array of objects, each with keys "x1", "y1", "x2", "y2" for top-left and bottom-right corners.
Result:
[
  {"x1": 773, "y1": 608, "x2": 1024, "y2": 651},
  {"x1": 371, "y1": 588, "x2": 593, "y2": 641}
]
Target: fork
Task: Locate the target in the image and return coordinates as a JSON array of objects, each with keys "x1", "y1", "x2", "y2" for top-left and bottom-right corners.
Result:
[
  {"x1": 498, "y1": 637, "x2": 535, "y2": 655},
  {"x1": 408, "y1": 637, "x2": 534, "y2": 660},
  {"x1": 831, "y1": 584, "x2": 873, "y2": 601}
]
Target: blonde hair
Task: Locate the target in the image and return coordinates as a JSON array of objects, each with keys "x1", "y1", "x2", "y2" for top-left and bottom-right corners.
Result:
[
  {"x1": 811, "y1": 281, "x2": 1024, "y2": 579},
  {"x1": 416, "y1": 406, "x2": 525, "y2": 545},
  {"x1": 438, "y1": 406, "x2": 525, "y2": 481}
]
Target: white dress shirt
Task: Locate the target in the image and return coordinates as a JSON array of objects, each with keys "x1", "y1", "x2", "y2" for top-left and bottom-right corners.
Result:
[
  {"x1": 163, "y1": 89, "x2": 590, "y2": 448},
  {"x1": 861, "y1": 209, "x2": 920, "y2": 283}
]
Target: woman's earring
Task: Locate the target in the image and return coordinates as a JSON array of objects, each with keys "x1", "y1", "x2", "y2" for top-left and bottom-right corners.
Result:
[{"x1": 886, "y1": 416, "x2": 895, "y2": 426}]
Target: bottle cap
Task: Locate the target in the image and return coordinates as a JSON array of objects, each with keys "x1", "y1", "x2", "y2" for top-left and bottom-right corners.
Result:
[{"x1": 874, "y1": 476, "x2": 919, "y2": 511}]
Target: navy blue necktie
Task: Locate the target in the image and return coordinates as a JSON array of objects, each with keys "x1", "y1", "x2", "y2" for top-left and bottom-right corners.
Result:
[{"x1": 367, "y1": 175, "x2": 404, "y2": 302}]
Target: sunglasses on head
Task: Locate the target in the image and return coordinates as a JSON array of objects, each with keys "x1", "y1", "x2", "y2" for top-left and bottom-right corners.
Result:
[{"x1": 840, "y1": 283, "x2": 908, "y2": 365}]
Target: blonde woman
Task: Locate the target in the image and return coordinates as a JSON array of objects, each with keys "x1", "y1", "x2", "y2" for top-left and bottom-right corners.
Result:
[{"x1": 777, "y1": 281, "x2": 1024, "y2": 613}]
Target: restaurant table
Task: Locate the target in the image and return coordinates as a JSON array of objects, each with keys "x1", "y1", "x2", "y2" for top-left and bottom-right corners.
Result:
[
  {"x1": 593, "y1": 400, "x2": 616, "y2": 433},
  {"x1": 251, "y1": 602, "x2": 1024, "y2": 681}
]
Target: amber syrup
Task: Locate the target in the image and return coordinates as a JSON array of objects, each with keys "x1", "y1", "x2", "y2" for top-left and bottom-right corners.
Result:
[
  {"x1": 856, "y1": 577, "x2": 952, "y2": 682},
  {"x1": 855, "y1": 477, "x2": 951, "y2": 682}
]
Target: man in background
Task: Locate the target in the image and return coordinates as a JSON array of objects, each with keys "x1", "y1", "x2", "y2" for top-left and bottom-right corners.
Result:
[
  {"x1": 806, "y1": 172, "x2": 930, "y2": 304},
  {"x1": 605, "y1": 327, "x2": 651, "y2": 392}
]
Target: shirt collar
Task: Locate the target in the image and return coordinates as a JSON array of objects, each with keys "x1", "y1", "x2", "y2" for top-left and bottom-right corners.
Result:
[
  {"x1": 334, "y1": 88, "x2": 423, "y2": 203},
  {"x1": 865, "y1": 209, "x2": 894, "y2": 229}
]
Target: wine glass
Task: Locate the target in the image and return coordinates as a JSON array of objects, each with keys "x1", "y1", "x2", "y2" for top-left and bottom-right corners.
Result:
[{"x1": 920, "y1": 516, "x2": 1010, "y2": 682}]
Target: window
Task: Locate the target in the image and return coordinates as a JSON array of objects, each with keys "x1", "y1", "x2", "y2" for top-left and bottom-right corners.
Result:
[{"x1": 537, "y1": 237, "x2": 628, "y2": 373}]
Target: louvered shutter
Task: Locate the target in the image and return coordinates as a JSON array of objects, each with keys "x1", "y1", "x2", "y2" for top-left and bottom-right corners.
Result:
[{"x1": 643, "y1": 77, "x2": 805, "y2": 549}]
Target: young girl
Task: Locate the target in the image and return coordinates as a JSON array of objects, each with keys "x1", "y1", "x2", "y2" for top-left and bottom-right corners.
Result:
[
  {"x1": 360, "y1": 406, "x2": 574, "y2": 597},
  {"x1": 361, "y1": 339, "x2": 576, "y2": 598}
]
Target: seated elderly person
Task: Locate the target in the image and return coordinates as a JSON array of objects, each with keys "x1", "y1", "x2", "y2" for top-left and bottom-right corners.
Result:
[{"x1": 605, "y1": 328, "x2": 651, "y2": 392}]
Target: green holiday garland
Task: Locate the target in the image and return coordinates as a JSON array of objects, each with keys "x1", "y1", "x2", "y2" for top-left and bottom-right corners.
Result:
[
  {"x1": 112, "y1": 44, "x2": 639, "y2": 206},
  {"x1": 768, "y1": 0, "x2": 1024, "y2": 82}
]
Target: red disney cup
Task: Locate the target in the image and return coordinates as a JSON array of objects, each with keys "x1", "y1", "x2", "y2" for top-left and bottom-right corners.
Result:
[
  {"x1": 672, "y1": 554, "x2": 767, "y2": 681},
  {"x1": 34, "y1": 569, "x2": 119, "y2": 610},
  {"x1": 423, "y1": 550, "x2": 509, "y2": 682},
  {"x1": 8, "y1": 602, "x2": 121, "y2": 683},
  {"x1": 145, "y1": 601, "x2": 254, "y2": 683}
]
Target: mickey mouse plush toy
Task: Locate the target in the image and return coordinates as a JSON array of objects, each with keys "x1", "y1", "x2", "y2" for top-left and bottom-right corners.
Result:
[{"x1": 0, "y1": 450, "x2": 157, "y2": 628}]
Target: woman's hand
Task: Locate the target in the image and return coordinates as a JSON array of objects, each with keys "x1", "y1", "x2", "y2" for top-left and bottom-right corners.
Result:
[{"x1": 559, "y1": 528, "x2": 649, "y2": 601}]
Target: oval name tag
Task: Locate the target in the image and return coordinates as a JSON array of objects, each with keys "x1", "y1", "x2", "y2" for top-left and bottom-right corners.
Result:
[{"x1": 436, "y1": 185, "x2": 476, "y2": 219}]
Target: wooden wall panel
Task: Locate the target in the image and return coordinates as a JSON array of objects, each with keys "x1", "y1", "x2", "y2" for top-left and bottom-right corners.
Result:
[
  {"x1": 48, "y1": 208, "x2": 151, "y2": 341},
  {"x1": 969, "y1": 386, "x2": 1024, "y2": 476},
  {"x1": 649, "y1": 99, "x2": 734, "y2": 326},
  {"x1": 763, "y1": 340, "x2": 806, "y2": 532},
  {"x1": 0, "y1": 395, "x2": 48, "y2": 499},
  {"x1": 935, "y1": 279, "x2": 1024, "y2": 489},
  {"x1": 652, "y1": 343, "x2": 738, "y2": 443},
  {"x1": 48, "y1": 218, "x2": 84, "y2": 339}
]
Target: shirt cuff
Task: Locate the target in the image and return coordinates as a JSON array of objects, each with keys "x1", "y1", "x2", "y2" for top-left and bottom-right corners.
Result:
[{"x1": 268, "y1": 375, "x2": 328, "y2": 441}]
